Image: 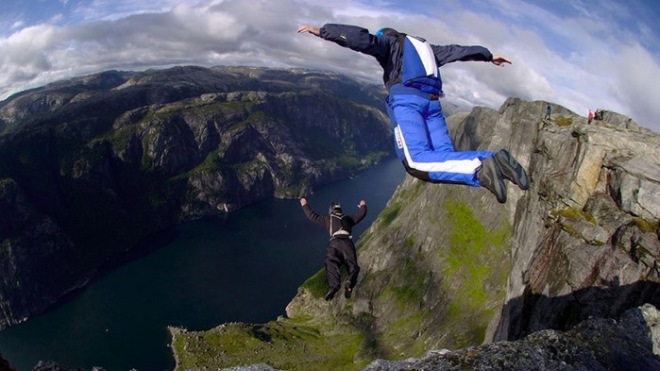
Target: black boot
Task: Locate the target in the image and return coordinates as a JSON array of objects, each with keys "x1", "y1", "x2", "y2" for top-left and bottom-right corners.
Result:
[
  {"x1": 325, "y1": 287, "x2": 339, "y2": 301},
  {"x1": 344, "y1": 284, "x2": 353, "y2": 299},
  {"x1": 477, "y1": 156, "x2": 507, "y2": 204},
  {"x1": 493, "y1": 150, "x2": 529, "y2": 190}
]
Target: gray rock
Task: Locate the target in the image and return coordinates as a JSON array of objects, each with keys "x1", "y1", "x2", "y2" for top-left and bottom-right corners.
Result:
[{"x1": 363, "y1": 305, "x2": 660, "y2": 371}]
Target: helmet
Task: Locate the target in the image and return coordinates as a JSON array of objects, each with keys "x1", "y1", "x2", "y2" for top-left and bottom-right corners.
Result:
[
  {"x1": 374, "y1": 27, "x2": 398, "y2": 37},
  {"x1": 329, "y1": 202, "x2": 342, "y2": 214}
]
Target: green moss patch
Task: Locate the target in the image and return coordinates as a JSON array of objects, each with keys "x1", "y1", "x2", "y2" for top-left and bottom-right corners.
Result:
[
  {"x1": 300, "y1": 268, "x2": 328, "y2": 299},
  {"x1": 554, "y1": 117, "x2": 573, "y2": 126},
  {"x1": 379, "y1": 203, "x2": 401, "y2": 227},
  {"x1": 551, "y1": 207, "x2": 595, "y2": 224},
  {"x1": 632, "y1": 217, "x2": 658, "y2": 234},
  {"x1": 439, "y1": 201, "x2": 510, "y2": 346},
  {"x1": 171, "y1": 320, "x2": 367, "y2": 371}
]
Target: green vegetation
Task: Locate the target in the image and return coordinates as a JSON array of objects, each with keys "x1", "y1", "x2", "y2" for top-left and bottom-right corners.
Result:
[
  {"x1": 172, "y1": 150, "x2": 223, "y2": 181},
  {"x1": 232, "y1": 158, "x2": 267, "y2": 174},
  {"x1": 559, "y1": 223, "x2": 581, "y2": 239},
  {"x1": 378, "y1": 203, "x2": 401, "y2": 226},
  {"x1": 171, "y1": 320, "x2": 368, "y2": 371},
  {"x1": 440, "y1": 201, "x2": 510, "y2": 346},
  {"x1": 551, "y1": 207, "x2": 595, "y2": 223},
  {"x1": 377, "y1": 258, "x2": 426, "y2": 313},
  {"x1": 386, "y1": 311, "x2": 426, "y2": 354},
  {"x1": 631, "y1": 217, "x2": 658, "y2": 234},
  {"x1": 355, "y1": 229, "x2": 373, "y2": 250},
  {"x1": 554, "y1": 116, "x2": 573, "y2": 127},
  {"x1": 378, "y1": 272, "x2": 425, "y2": 316},
  {"x1": 300, "y1": 269, "x2": 328, "y2": 299},
  {"x1": 550, "y1": 207, "x2": 601, "y2": 240},
  {"x1": 99, "y1": 125, "x2": 138, "y2": 153},
  {"x1": 368, "y1": 253, "x2": 430, "y2": 357}
]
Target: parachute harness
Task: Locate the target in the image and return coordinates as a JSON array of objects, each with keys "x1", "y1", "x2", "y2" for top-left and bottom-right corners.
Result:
[{"x1": 329, "y1": 212, "x2": 352, "y2": 239}]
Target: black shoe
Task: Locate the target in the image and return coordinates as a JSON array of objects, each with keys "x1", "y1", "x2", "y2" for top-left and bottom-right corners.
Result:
[
  {"x1": 325, "y1": 287, "x2": 339, "y2": 301},
  {"x1": 493, "y1": 150, "x2": 529, "y2": 190},
  {"x1": 344, "y1": 285, "x2": 353, "y2": 299},
  {"x1": 477, "y1": 156, "x2": 507, "y2": 204}
]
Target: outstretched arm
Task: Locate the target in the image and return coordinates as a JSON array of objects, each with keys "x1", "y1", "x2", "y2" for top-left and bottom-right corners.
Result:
[
  {"x1": 432, "y1": 44, "x2": 492, "y2": 66},
  {"x1": 297, "y1": 23, "x2": 390, "y2": 58},
  {"x1": 351, "y1": 200, "x2": 367, "y2": 224},
  {"x1": 432, "y1": 45, "x2": 512, "y2": 68},
  {"x1": 300, "y1": 197, "x2": 327, "y2": 228}
]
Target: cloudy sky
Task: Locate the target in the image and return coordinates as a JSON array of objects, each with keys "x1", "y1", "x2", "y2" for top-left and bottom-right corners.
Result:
[{"x1": 1, "y1": 0, "x2": 659, "y2": 131}]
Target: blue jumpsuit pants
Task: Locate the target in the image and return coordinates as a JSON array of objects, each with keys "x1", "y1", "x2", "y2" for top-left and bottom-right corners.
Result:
[{"x1": 386, "y1": 93, "x2": 494, "y2": 186}]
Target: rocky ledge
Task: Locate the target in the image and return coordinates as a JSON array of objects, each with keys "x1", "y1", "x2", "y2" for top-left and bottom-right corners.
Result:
[{"x1": 365, "y1": 304, "x2": 660, "y2": 371}]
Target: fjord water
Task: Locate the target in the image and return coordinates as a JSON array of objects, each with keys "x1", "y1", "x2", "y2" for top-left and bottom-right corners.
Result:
[{"x1": 0, "y1": 157, "x2": 405, "y2": 371}]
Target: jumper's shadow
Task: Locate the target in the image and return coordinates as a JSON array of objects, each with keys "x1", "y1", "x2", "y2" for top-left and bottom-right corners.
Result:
[{"x1": 495, "y1": 277, "x2": 660, "y2": 344}]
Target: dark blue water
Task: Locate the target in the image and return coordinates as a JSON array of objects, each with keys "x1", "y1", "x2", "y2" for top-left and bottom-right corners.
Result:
[{"x1": 0, "y1": 157, "x2": 404, "y2": 371}]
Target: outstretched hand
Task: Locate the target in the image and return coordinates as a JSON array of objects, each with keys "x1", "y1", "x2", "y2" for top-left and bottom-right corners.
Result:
[
  {"x1": 358, "y1": 200, "x2": 366, "y2": 207},
  {"x1": 299, "y1": 197, "x2": 307, "y2": 206},
  {"x1": 297, "y1": 25, "x2": 320, "y2": 36},
  {"x1": 491, "y1": 55, "x2": 512, "y2": 66}
]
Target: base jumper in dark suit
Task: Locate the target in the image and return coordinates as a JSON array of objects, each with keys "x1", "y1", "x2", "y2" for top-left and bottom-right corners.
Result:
[{"x1": 300, "y1": 197, "x2": 367, "y2": 300}]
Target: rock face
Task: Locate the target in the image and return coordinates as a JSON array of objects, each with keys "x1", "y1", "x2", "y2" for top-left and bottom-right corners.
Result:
[
  {"x1": 364, "y1": 304, "x2": 660, "y2": 371},
  {"x1": 493, "y1": 99, "x2": 660, "y2": 342},
  {"x1": 0, "y1": 66, "x2": 392, "y2": 330},
  {"x1": 170, "y1": 98, "x2": 660, "y2": 370}
]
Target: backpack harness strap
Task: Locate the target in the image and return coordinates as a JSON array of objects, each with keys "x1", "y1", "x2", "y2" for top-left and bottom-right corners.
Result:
[{"x1": 330, "y1": 213, "x2": 352, "y2": 239}]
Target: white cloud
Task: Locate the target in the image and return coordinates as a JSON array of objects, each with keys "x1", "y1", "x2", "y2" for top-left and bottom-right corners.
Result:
[
  {"x1": 0, "y1": 25, "x2": 57, "y2": 90},
  {"x1": 0, "y1": 0, "x2": 658, "y2": 132},
  {"x1": 604, "y1": 43, "x2": 660, "y2": 129},
  {"x1": 10, "y1": 20, "x2": 24, "y2": 29}
]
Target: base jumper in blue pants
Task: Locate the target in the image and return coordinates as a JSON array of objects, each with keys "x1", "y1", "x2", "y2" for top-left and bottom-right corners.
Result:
[{"x1": 297, "y1": 24, "x2": 529, "y2": 203}]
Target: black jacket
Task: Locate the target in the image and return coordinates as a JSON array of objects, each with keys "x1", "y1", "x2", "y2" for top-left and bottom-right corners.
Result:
[{"x1": 302, "y1": 204, "x2": 367, "y2": 239}]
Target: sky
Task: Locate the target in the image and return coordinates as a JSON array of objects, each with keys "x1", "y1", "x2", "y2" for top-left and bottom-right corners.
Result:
[{"x1": 1, "y1": 0, "x2": 659, "y2": 132}]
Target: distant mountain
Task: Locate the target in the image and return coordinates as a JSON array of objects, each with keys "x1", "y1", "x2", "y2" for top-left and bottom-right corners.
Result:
[
  {"x1": 439, "y1": 98, "x2": 470, "y2": 117},
  {"x1": 0, "y1": 66, "x2": 393, "y2": 330}
]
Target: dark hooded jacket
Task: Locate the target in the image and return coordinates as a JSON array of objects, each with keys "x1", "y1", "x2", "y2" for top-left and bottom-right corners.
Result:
[{"x1": 301, "y1": 204, "x2": 367, "y2": 239}]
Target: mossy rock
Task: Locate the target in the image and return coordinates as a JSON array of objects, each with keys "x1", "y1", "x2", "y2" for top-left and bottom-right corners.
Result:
[{"x1": 170, "y1": 319, "x2": 368, "y2": 371}]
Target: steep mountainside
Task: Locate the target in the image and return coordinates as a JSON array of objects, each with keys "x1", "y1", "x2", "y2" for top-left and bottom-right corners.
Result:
[
  {"x1": 0, "y1": 66, "x2": 392, "y2": 330},
  {"x1": 171, "y1": 98, "x2": 660, "y2": 370}
]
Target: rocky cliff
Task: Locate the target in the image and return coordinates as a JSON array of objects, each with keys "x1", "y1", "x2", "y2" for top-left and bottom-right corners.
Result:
[
  {"x1": 171, "y1": 98, "x2": 660, "y2": 370},
  {"x1": 0, "y1": 66, "x2": 392, "y2": 330},
  {"x1": 492, "y1": 101, "x2": 660, "y2": 342},
  {"x1": 364, "y1": 303, "x2": 660, "y2": 371}
]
